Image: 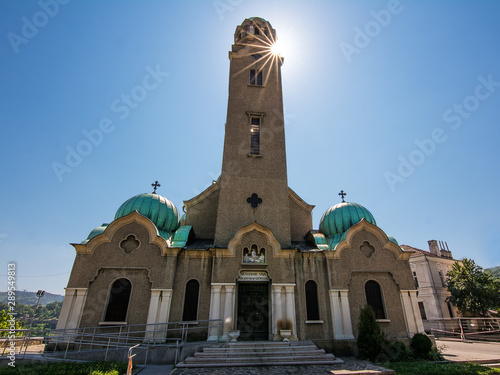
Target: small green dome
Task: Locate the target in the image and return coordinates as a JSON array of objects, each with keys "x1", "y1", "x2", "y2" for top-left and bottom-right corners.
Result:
[
  {"x1": 115, "y1": 193, "x2": 180, "y2": 239},
  {"x1": 81, "y1": 223, "x2": 109, "y2": 244},
  {"x1": 319, "y1": 202, "x2": 376, "y2": 238},
  {"x1": 388, "y1": 236, "x2": 399, "y2": 245},
  {"x1": 248, "y1": 16, "x2": 268, "y2": 23}
]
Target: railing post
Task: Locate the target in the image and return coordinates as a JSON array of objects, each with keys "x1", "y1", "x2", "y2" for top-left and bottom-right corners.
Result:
[
  {"x1": 144, "y1": 345, "x2": 149, "y2": 366},
  {"x1": 218, "y1": 319, "x2": 222, "y2": 343},
  {"x1": 118, "y1": 326, "x2": 123, "y2": 349},
  {"x1": 64, "y1": 339, "x2": 70, "y2": 359},
  {"x1": 105, "y1": 337, "x2": 111, "y2": 361},
  {"x1": 459, "y1": 318, "x2": 465, "y2": 342}
]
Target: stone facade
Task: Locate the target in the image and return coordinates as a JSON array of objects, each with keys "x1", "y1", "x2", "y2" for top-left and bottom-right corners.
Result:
[
  {"x1": 57, "y1": 17, "x2": 424, "y2": 355},
  {"x1": 403, "y1": 240, "x2": 461, "y2": 332}
]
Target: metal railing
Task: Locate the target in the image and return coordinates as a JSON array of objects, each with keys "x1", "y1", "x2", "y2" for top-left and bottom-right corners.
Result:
[
  {"x1": 42, "y1": 319, "x2": 223, "y2": 364},
  {"x1": 427, "y1": 317, "x2": 500, "y2": 342},
  {"x1": 0, "y1": 329, "x2": 34, "y2": 358}
]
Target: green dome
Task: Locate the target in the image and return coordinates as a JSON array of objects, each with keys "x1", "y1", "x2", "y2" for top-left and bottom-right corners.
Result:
[
  {"x1": 81, "y1": 223, "x2": 109, "y2": 244},
  {"x1": 115, "y1": 193, "x2": 180, "y2": 239},
  {"x1": 319, "y1": 202, "x2": 376, "y2": 238},
  {"x1": 248, "y1": 16, "x2": 268, "y2": 23}
]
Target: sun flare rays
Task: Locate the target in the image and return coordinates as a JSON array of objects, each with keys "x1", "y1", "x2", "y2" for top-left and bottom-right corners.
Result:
[{"x1": 232, "y1": 20, "x2": 284, "y2": 86}]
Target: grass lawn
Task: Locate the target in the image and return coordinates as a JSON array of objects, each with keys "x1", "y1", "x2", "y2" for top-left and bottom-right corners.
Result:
[
  {"x1": 0, "y1": 361, "x2": 128, "y2": 375},
  {"x1": 386, "y1": 361, "x2": 500, "y2": 375}
]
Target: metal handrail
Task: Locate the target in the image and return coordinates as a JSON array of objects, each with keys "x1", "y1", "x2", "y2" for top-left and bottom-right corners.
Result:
[
  {"x1": 42, "y1": 318, "x2": 223, "y2": 364},
  {"x1": 427, "y1": 317, "x2": 500, "y2": 342}
]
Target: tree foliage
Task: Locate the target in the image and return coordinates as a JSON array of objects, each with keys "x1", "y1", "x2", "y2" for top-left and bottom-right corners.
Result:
[
  {"x1": 446, "y1": 258, "x2": 500, "y2": 316},
  {"x1": 486, "y1": 266, "x2": 500, "y2": 279},
  {"x1": 0, "y1": 301, "x2": 62, "y2": 335},
  {"x1": 0, "y1": 309, "x2": 24, "y2": 337},
  {"x1": 357, "y1": 305, "x2": 387, "y2": 361}
]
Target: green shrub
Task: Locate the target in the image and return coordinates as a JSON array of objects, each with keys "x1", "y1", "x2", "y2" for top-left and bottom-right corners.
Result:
[
  {"x1": 410, "y1": 333, "x2": 433, "y2": 358},
  {"x1": 357, "y1": 305, "x2": 388, "y2": 361},
  {"x1": 383, "y1": 340, "x2": 412, "y2": 362},
  {"x1": 0, "y1": 361, "x2": 128, "y2": 375}
]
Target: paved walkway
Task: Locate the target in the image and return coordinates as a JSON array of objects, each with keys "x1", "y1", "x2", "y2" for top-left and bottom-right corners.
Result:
[
  {"x1": 136, "y1": 339, "x2": 500, "y2": 375},
  {"x1": 136, "y1": 358, "x2": 394, "y2": 374},
  {"x1": 436, "y1": 338, "x2": 500, "y2": 363}
]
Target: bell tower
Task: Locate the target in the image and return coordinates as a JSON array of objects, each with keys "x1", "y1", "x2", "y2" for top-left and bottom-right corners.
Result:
[{"x1": 214, "y1": 18, "x2": 292, "y2": 247}]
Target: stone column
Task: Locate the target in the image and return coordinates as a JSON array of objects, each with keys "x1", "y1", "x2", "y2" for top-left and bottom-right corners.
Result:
[
  {"x1": 56, "y1": 288, "x2": 88, "y2": 331},
  {"x1": 284, "y1": 285, "x2": 297, "y2": 340},
  {"x1": 329, "y1": 289, "x2": 354, "y2": 340},
  {"x1": 400, "y1": 290, "x2": 425, "y2": 337},
  {"x1": 145, "y1": 289, "x2": 173, "y2": 341},
  {"x1": 208, "y1": 285, "x2": 222, "y2": 341},
  {"x1": 222, "y1": 284, "x2": 235, "y2": 340},
  {"x1": 272, "y1": 285, "x2": 284, "y2": 340},
  {"x1": 340, "y1": 290, "x2": 354, "y2": 339}
]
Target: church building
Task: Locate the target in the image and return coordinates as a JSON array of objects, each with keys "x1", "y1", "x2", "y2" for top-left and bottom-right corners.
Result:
[{"x1": 57, "y1": 17, "x2": 424, "y2": 354}]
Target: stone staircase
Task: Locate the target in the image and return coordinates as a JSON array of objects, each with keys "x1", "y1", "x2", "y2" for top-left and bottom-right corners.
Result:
[{"x1": 176, "y1": 340, "x2": 343, "y2": 367}]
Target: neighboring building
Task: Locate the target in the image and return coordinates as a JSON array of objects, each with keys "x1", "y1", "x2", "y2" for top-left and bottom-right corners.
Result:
[
  {"x1": 57, "y1": 17, "x2": 424, "y2": 354},
  {"x1": 402, "y1": 240, "x2": 460, "y2": 332}
]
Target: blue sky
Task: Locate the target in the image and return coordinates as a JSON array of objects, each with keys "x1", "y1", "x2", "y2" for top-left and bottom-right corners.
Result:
[{"x1": 1, "y1": 0, "x2": 499, "y2": 295}]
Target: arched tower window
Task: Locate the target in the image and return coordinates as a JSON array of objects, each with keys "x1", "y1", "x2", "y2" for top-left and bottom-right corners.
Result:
[
  {"x1": 305, "y1": 280, "x2": 320, "y2": 321},
  {"x1": 104, "y1": 278, "x2": 131, "y2": 322},
  {"x1": 182, "y1": 279, "x2": 200, "y2": 321},
  {"x1": 365, "y1": 280, "x2": 386, "y2": 319},
  {"x1": 249, "y1": 116, "x2": 261, "y2": 154}
]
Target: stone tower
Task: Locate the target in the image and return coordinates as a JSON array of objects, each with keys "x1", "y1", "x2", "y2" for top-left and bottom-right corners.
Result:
[{"x1": 214, "y1": 17, "x2": 292, "y2": 247}]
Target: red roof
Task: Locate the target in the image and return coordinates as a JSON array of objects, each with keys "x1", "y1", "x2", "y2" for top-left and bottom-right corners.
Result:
[{"x1": 401, "y1": 244, "x2": 456, "y2": 260}]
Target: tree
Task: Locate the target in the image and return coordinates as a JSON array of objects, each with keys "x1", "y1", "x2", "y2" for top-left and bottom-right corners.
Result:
[
  {"x1": 446, "y1": 258, "x2": 500, "y2": 316},
  {"x1": 356, "y1": 305, "x2": 387, "y2": 361},
  {"x1": 0, "y1": 310, "x2": 24, "y2": 337}
]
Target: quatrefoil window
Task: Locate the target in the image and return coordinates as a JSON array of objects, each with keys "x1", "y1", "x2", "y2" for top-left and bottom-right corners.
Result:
[{"x1": 120, "y1": 235, "x2": 140, "y2": 254}]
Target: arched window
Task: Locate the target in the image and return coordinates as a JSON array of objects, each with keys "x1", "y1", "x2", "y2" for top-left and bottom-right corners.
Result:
[
  {"x1": 365, "y1": 280, "x2": 386, "y2": 319},
  {"x1": 182, "y1": 279, "x2": 200, "y2": 321},
  {"x1": 305, "y1": 280, "x2": 320, "y2": 321},
  {"x1": 104, "y1": 278, "x2": 131, "y2": 322}
]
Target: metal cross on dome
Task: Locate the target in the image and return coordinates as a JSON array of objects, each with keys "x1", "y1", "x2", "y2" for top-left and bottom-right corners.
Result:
[
  {"x1": 339, "y1": 190, "x2": 347, "y2": 202},
  {"x1": 247, "y1": 193, "x2": 263, "y2": 208},
  {"x1": 152, "y1": 181, "x2": 161, "y2": 194}
]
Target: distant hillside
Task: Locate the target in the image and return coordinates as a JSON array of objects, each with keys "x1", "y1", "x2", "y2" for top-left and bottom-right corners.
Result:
[
  {"x1": 486, "y1": 266, "x2": 500, "y2": 279},
  {"x1": 0, "y1": 290, "x2": 64, "y2": 305}
]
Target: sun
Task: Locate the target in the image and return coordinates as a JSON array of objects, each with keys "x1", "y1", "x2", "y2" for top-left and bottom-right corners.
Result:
[{"x1": 270, "y1": 40, "x2": 282, "y2": 57}]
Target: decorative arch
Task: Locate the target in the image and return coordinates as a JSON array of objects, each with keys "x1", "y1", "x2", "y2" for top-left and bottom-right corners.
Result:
[
  {"x1": 72, "y1": 211, "x2": 171, "y2": 256},
  {"x1": 331, "y1": 219, "x2": 409, "y2": 260},
  {"x1": 228, "y1": 221, "x2": 288, "y2": 258}
]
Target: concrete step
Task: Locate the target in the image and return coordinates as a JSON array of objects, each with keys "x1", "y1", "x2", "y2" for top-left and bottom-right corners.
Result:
[
  {"x1": 178, "y1": 359, "x2": 344, "y2": 368},
  {"x1": 186, "y1": 353, "x2": 335, "y2": 363},
  {"x1": 205, "y1": 345, "x2": 316, "y2": 351},
  {"x1": 177, "y1": 341, "x2": 339, "y2": 368},
  {"x1": 200, "y1": 346, "x2": 322, "y2": 354},
  {"x1": 194, "y1": 349, "x2": 326, "y2": 357}
]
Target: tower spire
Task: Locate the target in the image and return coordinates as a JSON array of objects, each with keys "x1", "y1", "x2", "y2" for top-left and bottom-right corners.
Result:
[{"x1": 214, "y1": 18, "x2": 291, "y2": 247}]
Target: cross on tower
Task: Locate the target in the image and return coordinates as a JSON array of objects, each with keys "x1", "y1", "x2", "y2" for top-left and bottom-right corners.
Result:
[
  {"x1": 151, "y1": 181, "x2": 161, "y2": 194},
  {"x1": 339, "y1": 190, "x2": 347, "y2": 202},
  {"x1": 247, "y1": 193, "x2": 263, "y2": 208}
]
